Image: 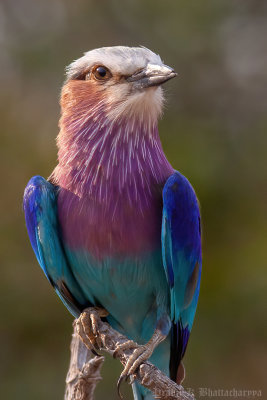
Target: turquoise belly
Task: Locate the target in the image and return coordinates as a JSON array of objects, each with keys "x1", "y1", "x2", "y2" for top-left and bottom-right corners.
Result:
[{"x1": 65, "y1": 247, "x2": 169, "y2": 343}]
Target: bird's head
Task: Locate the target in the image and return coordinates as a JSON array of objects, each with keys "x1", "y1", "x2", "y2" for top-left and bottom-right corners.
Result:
[{"x1": 61, "y1": 46, "x2": 177, "y2": 127}]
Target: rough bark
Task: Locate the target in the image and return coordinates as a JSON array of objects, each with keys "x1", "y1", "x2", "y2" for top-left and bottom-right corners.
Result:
[
  {"x1": 65, "y1": 326, "x2": 104, "y2": 400},
  {"x1": 65, "y1": 310, "x2": 195, "y2": 400}
]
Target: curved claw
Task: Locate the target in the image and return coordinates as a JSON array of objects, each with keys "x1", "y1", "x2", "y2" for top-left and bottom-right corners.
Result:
[
  {"x1": 117, "y1": 370, "x2": 137, "y2": 399},
  {"x1": 91, "y1": 348, "x2": 101, "y2": 357},
  {"x1": 117, "y1": 374, "x2": 127, "y2": 400},
  {"x1": 116, "y1": 330, "x2": 166, "y2": 398}
]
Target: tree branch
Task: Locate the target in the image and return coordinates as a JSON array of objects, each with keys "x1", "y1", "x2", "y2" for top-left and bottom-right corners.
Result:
[
  {"x1": 64, "y1": 327, "x2": 104, "y2": 400},
  {"x1": 65, "y1": 309, "x2": 195, "y2": 400}
]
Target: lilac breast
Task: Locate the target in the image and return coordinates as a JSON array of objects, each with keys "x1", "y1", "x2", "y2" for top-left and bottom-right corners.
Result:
[
  {"x1": 57, "y1": 184, "x2": 165, "y2": 260},
  {"x1": 54, "y1": 113, "x2": 174, "y2": 260}
]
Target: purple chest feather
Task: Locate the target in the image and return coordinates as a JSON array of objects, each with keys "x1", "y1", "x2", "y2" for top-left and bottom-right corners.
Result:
[{"x1": 52, "y1": 108, "x2": 173, "y2": 260}]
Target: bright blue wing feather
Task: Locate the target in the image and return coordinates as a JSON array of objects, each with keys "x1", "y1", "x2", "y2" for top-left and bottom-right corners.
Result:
[
  {"x1": 23, "y1": 176, "x2": 88, "y2": 317},
  {"x1": 161, "y1": 171, "x2": 202, "y2": 380}
]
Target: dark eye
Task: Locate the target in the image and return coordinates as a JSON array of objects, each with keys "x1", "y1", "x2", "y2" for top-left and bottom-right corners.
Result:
[{"x1": 91, "y1": 65, "x2": 111, "y2": 81}]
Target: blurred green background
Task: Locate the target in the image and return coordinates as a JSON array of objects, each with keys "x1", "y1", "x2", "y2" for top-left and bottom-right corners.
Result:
[{"x1": 1, "y1": 1, "x2": 266, "y2": 399}]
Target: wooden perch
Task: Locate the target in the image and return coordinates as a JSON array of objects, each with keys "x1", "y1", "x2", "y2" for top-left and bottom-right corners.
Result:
[
  {"x1": 65, "y1": 308, "x2": 195, "y2": 400},
  {"x1": 64, "y1": 329, "x2": 104, "y2": 400}
]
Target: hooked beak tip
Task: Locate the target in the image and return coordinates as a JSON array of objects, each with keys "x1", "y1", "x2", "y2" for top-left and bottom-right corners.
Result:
[{"x1": 168, "y1": 70, "x2": 178, "y2": 79}]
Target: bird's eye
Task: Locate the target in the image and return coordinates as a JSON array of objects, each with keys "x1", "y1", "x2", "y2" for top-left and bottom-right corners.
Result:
[{"x1": 91, "y1": 65, "x2": 111, "y2": 81}]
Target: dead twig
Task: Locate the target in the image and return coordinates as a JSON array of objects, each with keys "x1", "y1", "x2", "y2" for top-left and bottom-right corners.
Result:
[{"x1": 65, "y1": 309, "x2": 195, "y2": 400}]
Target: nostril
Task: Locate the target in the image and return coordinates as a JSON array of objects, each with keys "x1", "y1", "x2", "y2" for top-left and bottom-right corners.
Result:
[{"x1": 127, "y1": 68, "x2": 146, "y2": 82}]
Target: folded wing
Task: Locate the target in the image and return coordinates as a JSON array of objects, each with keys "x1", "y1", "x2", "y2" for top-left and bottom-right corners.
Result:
[
  {"x1": 161, "y1": 171, "x2": 202, "y2": 382},
  {"x1": 23, "y1": 175, "x2": 88, "y2": 317}
]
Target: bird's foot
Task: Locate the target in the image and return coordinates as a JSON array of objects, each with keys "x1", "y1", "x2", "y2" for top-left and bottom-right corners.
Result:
[
  {"x1": 115, "y1": 329, "x2": 166, "y2": 399},
  {"x1": 75, "y1": 306, "x2": 109, "y2": 352}
]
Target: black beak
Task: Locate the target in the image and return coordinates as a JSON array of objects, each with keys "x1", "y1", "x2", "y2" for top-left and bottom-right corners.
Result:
[{"x1": 127, "y1": 63, "x2": 177, "y2": 89}]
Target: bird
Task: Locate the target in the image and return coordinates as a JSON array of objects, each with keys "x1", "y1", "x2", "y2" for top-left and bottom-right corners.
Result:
[{"x1": 23, "y1": 46, "x2": 202, "y2": 400}]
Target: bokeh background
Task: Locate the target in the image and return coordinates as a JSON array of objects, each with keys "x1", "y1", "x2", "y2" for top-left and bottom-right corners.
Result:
[{"x1": 1, "y1": 1, "x2": 266, "y2": 399}]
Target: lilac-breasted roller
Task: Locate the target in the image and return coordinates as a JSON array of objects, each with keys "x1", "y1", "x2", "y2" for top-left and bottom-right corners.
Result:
[{"x1": 23, "y1": 46, "x2": 201, "y2": 400}]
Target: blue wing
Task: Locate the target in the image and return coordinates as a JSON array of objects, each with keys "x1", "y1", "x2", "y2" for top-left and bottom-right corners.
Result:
[
  {"x1": 161, "y1": 171, "x2": 202, "y2": 381},
  {"x1": 23, "y1": 175, "x2": 89, "y2": 318}
]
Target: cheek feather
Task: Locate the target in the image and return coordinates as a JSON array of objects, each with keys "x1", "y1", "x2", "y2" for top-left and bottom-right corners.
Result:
[
  {"x1": 57, "y1": 81, "x2": 108, "y2": 160},
  {"x1": 59, "y1": 80, "x2": 107, "y2": 137},
  {"x1": 60, "y1": 80, "x2": 103, "y2": 113}
]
